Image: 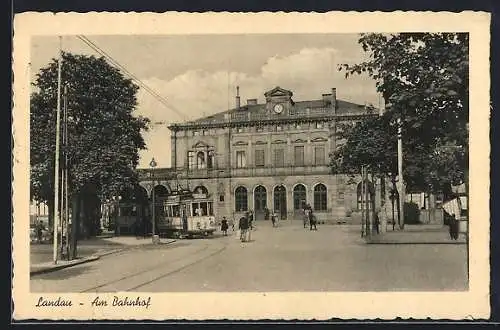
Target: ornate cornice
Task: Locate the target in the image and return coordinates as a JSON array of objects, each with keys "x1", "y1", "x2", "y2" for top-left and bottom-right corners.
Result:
[{"x1": 168, "y1": 113, "x2": 378, "y2": 131}]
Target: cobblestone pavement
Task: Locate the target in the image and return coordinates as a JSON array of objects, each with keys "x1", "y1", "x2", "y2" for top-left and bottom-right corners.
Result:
[{"x1": 30, "y1": 222, "x2": 468, "y2": 292}]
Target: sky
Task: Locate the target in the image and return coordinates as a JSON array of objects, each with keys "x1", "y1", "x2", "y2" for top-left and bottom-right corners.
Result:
[{"x1": 30, "y1": 34, "x2": 381, "y2": 169}]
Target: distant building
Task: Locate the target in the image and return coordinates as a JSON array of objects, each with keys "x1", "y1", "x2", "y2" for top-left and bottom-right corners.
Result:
[{"x1": 137, "y1": 86, "x2": 381, "y2": 224}]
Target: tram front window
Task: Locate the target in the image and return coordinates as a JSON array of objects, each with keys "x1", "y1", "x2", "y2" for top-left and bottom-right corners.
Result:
[{"x1": 208, "y1": 202, "x2": 214, "y2": 216}]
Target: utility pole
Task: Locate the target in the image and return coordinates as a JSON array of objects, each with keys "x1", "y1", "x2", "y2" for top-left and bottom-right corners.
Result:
[
  {"x1": 64, "y1": 84, "x2": 70, "y2": 260},
  {"x1": 397, "y1": 116, "x2": 405, "y2": 230},
  {"x1": 365, "y1": 165, "x2": 371, "y2": 238},
  {"x1": 53, "y1": 37, "x2": 63, "y2": 264},
  {"x1": 360, "y1": 165, "x2": 365, "y2": 237}
]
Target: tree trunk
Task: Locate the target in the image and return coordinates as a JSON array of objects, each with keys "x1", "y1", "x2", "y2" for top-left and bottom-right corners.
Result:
[
  {"x1": 391, "y1": 175, "x2": 398, "y2": 230},
  {"x1": 70, "y1": 193, "x2": 80, "y2": 260},
  {"x1": 47, "y1": 199, "x2": 54, "y2": 229}
]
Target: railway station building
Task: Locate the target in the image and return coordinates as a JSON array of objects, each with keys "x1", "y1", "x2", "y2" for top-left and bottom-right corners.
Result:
[{"x1": 135, "y1": 86, "x2": 384, "y2": 226}]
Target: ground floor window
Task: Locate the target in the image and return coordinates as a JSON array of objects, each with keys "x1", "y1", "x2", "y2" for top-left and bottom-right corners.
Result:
[
  {"x1": 235, "y1": 186, "x2": 248, "y2": 211},
  {"x1": 293, "y1": 184, "x2": 307, "y2": 210},
  {"x1": 314, "y1": 184, "x2": 327, "y2": 211}
]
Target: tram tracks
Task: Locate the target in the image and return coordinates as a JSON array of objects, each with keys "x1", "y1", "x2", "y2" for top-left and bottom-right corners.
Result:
[{"x1": 80, "y1": 241, "x2": 226, "y2": 293}]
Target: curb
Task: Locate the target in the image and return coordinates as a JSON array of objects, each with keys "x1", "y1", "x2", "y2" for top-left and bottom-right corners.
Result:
[
  {"x1": 30, "y1": 255, "x2": 100, "y2": 276},
  {"x1": 30, "y1": 239, "x2": 177, "y2": 276}
]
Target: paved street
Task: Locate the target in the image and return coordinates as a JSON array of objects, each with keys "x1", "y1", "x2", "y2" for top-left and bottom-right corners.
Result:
[{"x1": 30, "y1": 222, "x2": 468, "y2": 292}]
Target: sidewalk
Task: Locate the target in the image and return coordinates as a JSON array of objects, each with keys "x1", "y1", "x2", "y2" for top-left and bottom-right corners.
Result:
[
  {"x1": 365, "y1": 226, "x2": 467, "y2": 244},
  {"x1": 30, "y1": 236, "x2": 176, "y2": 276}
]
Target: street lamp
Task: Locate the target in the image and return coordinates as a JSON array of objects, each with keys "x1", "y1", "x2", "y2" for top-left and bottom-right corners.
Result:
[{"x1": 149, "y1": 157, "x2": 158, "y2": 243}]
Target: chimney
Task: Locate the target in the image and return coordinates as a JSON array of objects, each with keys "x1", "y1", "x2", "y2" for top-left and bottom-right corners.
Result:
[
  {"x1": 322, "y1": 93, "x2": 332, "y2": 105},
  {"x1": 331, "y1": 88, "x2": 337, "y2": 113},
  {"x1": 247, "y1": 98, "x2": 258, "y2": 106},
  {"x1": 236, "y1": 86, "x2": 240, "y2": 109}
]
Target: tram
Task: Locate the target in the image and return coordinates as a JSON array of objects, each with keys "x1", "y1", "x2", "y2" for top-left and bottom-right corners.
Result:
[{"x1": 157, "y1": 188, "x2": 217, "y2": 238}]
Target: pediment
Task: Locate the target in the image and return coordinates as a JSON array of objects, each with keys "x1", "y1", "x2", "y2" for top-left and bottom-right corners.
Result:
[
  {"x1": 264, "y1": 86, "x2": 293, "y2": 98},
  {"x1": 192, "y1": 141, "x2": 209, "y2": 148},
  {"x1": 233, "y1": 140, "x2": 249, "y2": 146},
  {"x1": 272, "y1": 139, "x2": 287, "y2": 144},
  {"x1": 292, "y1": 138, "x2": 307, "y2": 144},
  {"x1": 311, "y1": 137, "x2": 328, "y2": 143},
  {"x1": 254, "y1": 140, "x2": 267, "y2": 145}
]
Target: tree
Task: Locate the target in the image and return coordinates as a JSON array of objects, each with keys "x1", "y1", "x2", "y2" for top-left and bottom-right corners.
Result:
[
  {"x1": 334, "y1": 33, "x2": 468, "y2": 196},
  {"x1": 30, "y1": 52, "x2": 150, "y2": 258}
]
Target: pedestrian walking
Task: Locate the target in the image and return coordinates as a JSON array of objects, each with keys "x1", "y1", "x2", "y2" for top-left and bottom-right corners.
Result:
[
  {"x1": 449, "y1": 213, "x2": 459, "y2": 240},
  {"x1": 221, "y1": 217, "x2": 229, "y2": 236},
  {"x1": 239, "y1": 213, "x2": 249, "y2": 242},
  {"x1": 271, "y1": 212, "x2": 276, "y2": 227},
  {"x1": 309, "y1": 209, "x2": 317, "y2": 231},
  {"x1": 36, "y1": 220, "x2": 44, "y2": 244},
  {"x1": 303, "y1": 208, "x2": 309, "y2": 229}
]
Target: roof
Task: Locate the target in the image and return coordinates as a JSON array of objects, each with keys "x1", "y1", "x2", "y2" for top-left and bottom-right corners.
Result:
[{"x1": 169, "y1": 87, "x2": 378, "y2": 129}]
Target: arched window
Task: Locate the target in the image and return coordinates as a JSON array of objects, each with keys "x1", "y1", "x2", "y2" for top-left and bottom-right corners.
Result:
[
  {"x1": 235, "y1": 186, "x2": 248, "y2": 212},
  {"x1": 313, "y1": 184, "x2": 327, "y2": 211},
  {"x1": 193, "y1": 185, "x2": 208, "y2": 196},
  {"x1": 196, "y1": 151, "x2": 206, "y2": 169},
  {"x1": 293, "y1": 184, "x2": 307, "y2": 210},
  {"x1": 207, "y1": 151, "x2": 214, "y2": 169},
  {"x1": 254, "y1": 185, "x2": 267, "y2": 212}
]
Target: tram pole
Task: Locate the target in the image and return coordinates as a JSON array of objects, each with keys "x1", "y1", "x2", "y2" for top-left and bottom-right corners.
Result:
[{"x1": 150, "y1": 158, "x2": 157, "y2": 243}]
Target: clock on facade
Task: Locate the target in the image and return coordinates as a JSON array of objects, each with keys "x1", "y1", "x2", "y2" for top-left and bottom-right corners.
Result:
[{"x1": 273, "y1": 103, "x2": 284, "y2": 114}]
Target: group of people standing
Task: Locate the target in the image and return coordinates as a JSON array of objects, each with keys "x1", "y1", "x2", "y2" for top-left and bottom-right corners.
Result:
[
  {"x1": 303, "y1": 204, "x2": 317, "y2": 230},
  {"x1": 220, "y1": 206, "x2": 319, "y2": 238},
  {"x1": 220, "y1": 210, "x2": 258, "y2": 242}
]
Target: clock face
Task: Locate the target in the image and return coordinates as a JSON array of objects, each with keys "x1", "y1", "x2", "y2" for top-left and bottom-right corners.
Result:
[{"x1": 273, "y1": 103, "x2": 284, "y2": 114}]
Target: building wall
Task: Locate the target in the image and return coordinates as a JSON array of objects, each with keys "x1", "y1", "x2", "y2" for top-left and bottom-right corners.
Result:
[{"x1": 146, "y1": 87, "x2": 386, "y2": 225}]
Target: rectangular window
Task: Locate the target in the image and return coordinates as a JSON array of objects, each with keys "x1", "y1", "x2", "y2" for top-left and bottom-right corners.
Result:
[
  {"x1": 274, "y1": 149, "x2": 285, "y2": 167},
  {"x1": 236, "y1": 151, "x2": 246, "y2": 168},
  {"x1": 256, "y1": 126, "x2": 264, "y2": 132},
  {"x1": 295, "y1": 123, "x2": 301, "y2": 130},
  {"x1": 255, "y1": 149, "x2": 265, "y2": 167},
  {"x1": 276, "y1": 125, "x2": 282, "y2": 131},
  {"x1": 294, "y1": 146, "x2": 304, "y2": 166},
  {"x1": 187, "y1": 151, "x2": 195, "y2": 169},
  {"x1": 314, "y1": 146, "x2": 325, "y2": 165},
  {"x1": 315, "y1": 122, "x2": 324, "y2": 129},
  {"x1": 237, "y1": 127, "x2": 244, "y2": 133},
  {"x1": 193, "y1": 131, "x2": 200, "y2": 136}
]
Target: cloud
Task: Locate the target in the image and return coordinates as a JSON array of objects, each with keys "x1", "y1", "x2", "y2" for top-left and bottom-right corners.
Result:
[{"x1": 136, "y1": 47, "x2": 379, "y2": 168}]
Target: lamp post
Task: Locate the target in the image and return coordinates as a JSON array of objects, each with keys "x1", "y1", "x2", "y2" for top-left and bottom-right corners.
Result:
[
  {"x1": 149, "y1": 157, "x2": 158, "y2": 243},
  {"x1": 397, "y1": 116, "x2": 405, "y2": 230}
]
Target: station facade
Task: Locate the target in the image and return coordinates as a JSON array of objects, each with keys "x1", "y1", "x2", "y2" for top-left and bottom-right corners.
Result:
[{"x1": 137, "y1": 86, "x2": 382, "y2": 224}]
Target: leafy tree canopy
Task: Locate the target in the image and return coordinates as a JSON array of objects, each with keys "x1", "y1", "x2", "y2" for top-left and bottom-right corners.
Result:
[
  {"x1": 30, "y1": 52, "x2": 150, "y2": 203},
  {"x1": 333, "y1": 33, "x2": 468, "y2": 193}
]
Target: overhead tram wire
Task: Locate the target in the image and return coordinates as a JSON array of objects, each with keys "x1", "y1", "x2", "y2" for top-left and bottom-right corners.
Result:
[
  {"x1": 76, "y1": 35, "x2": 190, "y2": 122},
  {"x1": 76, "y1": 35, "x2": 185, "y2": 119}
]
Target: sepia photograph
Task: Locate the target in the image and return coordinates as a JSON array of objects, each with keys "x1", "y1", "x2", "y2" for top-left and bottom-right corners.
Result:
[{"x1": 12, "y1": 12, "x2": 490, "y2": 320}]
